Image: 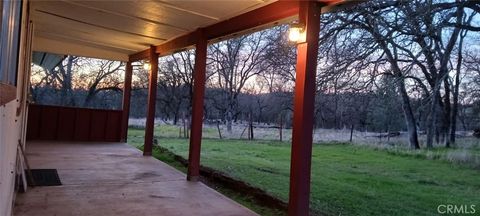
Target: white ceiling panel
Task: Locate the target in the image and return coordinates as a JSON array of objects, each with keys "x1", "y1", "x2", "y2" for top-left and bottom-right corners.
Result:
[
  {"x1": 33, "y1": 12, "x2": 159, "y2": 51},
  {"x1": 30, "y1": 0, "x2": 277, "y2": 61},
  {"x1": 33, "y1": 37, "x2": 129, "y2": 61},
  {"x1": 33, "y1": 1, "x2": 184, "y2": 40},
  {"x1": 161, "y1": 0, "x2": 272, "y2": 20},
  {"x1": 66, "y1": 0, "x2": 218, "y2": 31}
]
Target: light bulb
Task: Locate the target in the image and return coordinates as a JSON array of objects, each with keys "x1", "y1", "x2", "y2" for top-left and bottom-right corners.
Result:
[
  {"x1": 288, "y1": 24, "x2": 305, "y2": 43},
  {"x1": 143, "y1": 62, "x2": 151, "y2": 70}
]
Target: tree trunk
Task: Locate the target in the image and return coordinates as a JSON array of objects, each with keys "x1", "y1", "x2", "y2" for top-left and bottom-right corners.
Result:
[
  {"x1": 60, "y1": 56, "x2": 75, "y2": 106},
  {"x1": 426, "y1": 82, "x2": 441, "y2": 149},
  {"x1": 226, "y1": 110, "x2": 233, "y2": 132},
  {"x1": 450, "y1": 29, "x2": 466, "y2": 145},
  {"x1": 387, "y1": 124, "x2": 391, "y2": 142},
  {"x1": 349, "y1": 124, "x2": 354, "y2": 142},
  {"x1": 249, "y1": 112, "x2": 254, "y2": 140},
  {"x1": 173, "y1": 112, "x2": 178, "y2": 125},
  {"x1": 442, "y1": 82, "x2": 451, "y2": 148},
  {"x1": 428, "y1": 5, "x2": 462, "y2": 148},
  {"x1": 450, "y1": 80, "x2": 460, "y2": 145},
  {"x1": 217, "y1": 121, "x2": 223, "y2": 139},
  {"x1": 398, "y1": 78, "x2": 420, "y2": 149},
  {"x1": 186, "y1": 115, "x2": 190, "y2": 139},
  {"x1": 83, "y1": 87, "x2": 96, "y2": 107},
  {"x1": 183, "y1": 112, "x2": 187, "y2": 138}
]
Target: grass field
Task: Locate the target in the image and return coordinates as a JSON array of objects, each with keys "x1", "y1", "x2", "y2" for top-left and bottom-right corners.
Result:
[{"x1": 129, "y1": 127, "x2": 480, "y2": 216}]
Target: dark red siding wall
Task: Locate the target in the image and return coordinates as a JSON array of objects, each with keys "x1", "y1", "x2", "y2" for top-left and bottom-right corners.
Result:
[{"x1": 27, "y1": 104, "x2": 123, "y2": 142}]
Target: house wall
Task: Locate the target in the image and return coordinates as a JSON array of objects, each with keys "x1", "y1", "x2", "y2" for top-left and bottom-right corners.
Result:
[
  {"x1": 0, "y1": 1, "x2": 30, "y2": 215},
  {"x1": 0, "y1": 101, "x2": 22, "y2": 216}
]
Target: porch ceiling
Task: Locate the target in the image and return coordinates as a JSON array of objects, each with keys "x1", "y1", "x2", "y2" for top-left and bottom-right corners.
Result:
[
  {"x1": 30, "y1": 0, "x2": 276, "y2": 61},
  {"x1": 30, "y1": 0, "x2": 351, "y2": 62}
]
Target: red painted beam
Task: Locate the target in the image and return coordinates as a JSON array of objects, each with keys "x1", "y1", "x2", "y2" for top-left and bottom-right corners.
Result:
[
  {"x1": 156, "y1": 31, "x2": 199, "y2": 56},
  {"x1": 187, "y1": 30, "x2": 208, "y2": 181},
  {"x1": 129, "y1": 49, "x2": 149, "y2": 62},
  {"x1": 202, "y1": 0, "x2": 299, "y2": 40},
  {"x1": 120, "y1": 61, "x2": 133, "y2": 142},
  {"x1": 153, "y1": 1, "x2": 299, "y2": 56},
  {"x1": 143, "y1": 46, "x2": 158, "y2": 156},
  {"x1": 129, "y1": 0, "x2": 348, "y2": 60},
  {"x1": 130, "y1": 1, "x2": 301, "y2": 59},
  {"x1": 288, "y1": 1, "x2": 322, "y2": 216}
]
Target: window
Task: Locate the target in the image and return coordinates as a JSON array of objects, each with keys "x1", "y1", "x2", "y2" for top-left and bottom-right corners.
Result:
[{"x1": 0, "y1": 0, "x2": 22, "y2": 105}]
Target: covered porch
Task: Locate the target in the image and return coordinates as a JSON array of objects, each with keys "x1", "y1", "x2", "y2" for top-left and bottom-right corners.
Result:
[
  {"x1": 14, "y1": 141, "x2": 256, "y2": 216},
  {"x1": 21, "y1": 0, "x2": 352, "y2": 215}
]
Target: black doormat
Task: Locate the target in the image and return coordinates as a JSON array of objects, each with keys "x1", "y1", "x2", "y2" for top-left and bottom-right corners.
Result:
[{"x1": 26, "y1": 169, "x2": 62, "y2": 186}]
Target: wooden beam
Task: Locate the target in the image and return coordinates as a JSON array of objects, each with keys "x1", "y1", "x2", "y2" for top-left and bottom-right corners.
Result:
[
  {"x1": 288, "y1": 1, "x2": 322, "y2": 215},
  {"x1": 129, "y1": 49, "x2": 149, "y2": 62},
  {"x1": 120, "y1": 61, "x2": 133, "y2": 142},
  {"x1": 187, "y1": 29, "x2": 207, "y2": 181},
  {"x1": 155, "y1": 31, "x2": 199, "y2": 56},
  {"x1": 143, "y1": 46, "x2": 158, "y2": 156},
  {"x1": 130, "y1": 0, "x2": 301, "y2": 58},
  {"x1": 321, "y1": 0, "x2": 362, "y2": 13},
  {"x1": 128, "y1": 0, "x2": 349, "y2": 60},
  {"x1": 202, "y1": 0, "x2": 299, "y2": 40}
]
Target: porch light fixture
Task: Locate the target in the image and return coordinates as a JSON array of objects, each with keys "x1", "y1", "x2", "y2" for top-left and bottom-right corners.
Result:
[
  {"x1": 288, "y1": 22, "x2": 306, "y2": 43},
  {"x1": 143, "y1": 62, "x2": 151, "y2": 70}
]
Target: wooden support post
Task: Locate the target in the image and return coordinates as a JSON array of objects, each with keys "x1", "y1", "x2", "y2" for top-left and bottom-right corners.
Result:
[
  {"x1": 187, "y1": 30, "x2": 208, "y2": 181},
  {"x1": 288, "y1": 2, "x2": 321, "y2": 216},
  {"x1": 144, "y1": 46, "x2": 158, "y2": 156},
  {"x1": 120, "y1": 61, "x2": 133, "y2": 142}
]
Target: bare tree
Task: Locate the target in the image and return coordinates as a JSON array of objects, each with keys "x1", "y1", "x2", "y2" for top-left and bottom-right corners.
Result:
[
  {"x1": 261, "y1": 26, "x2": 297, "y2": 93},
  {"x1": 208, "y1": 31, "x2": 268, "y2": 132},
  {"x1": 78, "y1": 59, "x2": 124, "y2": 107},
  {"x1": 157, "y1": 52, "x2": 193, "y2": 124},
  {"x1": 53, "y1": 55, "x2": 78, "y2": 106},
  {"x1": 30, "y1": 56, "x2": 125, "y2": 109},
  {"x1": 319, "y1": 0, "x2": 480, "y2": 148}
]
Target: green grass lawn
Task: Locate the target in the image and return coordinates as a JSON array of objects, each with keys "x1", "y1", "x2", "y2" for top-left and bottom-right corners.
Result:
[{"x1": 128, "y1": 128, "x2": 480, "y2": 216}]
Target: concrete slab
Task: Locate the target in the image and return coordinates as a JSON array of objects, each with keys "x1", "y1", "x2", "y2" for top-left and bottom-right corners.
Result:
[{"x1": 14, "y1": 141, "x2": 257, "y2": 216}]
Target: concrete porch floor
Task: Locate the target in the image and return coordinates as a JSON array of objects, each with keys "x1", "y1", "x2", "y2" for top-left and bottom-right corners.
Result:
[{"x1": 13, "y1": 141, "x2": 257, "y2": 216}]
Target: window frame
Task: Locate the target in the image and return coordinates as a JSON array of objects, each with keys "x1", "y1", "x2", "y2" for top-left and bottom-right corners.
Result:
[{"x1": 0, "y1": 0, "x2": 23, "y2": 105}]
